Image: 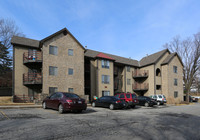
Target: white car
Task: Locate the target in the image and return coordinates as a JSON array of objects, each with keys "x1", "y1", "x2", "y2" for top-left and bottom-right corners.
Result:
[{"x1": 149, "y1": 94, "x2": 167, "y2": 105}]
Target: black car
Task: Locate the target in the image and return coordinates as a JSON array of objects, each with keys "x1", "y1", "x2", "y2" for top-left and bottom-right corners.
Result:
[
  {"x1": 137, "y1": 96, "x2": 157, "y2": 107},
  {"x1": 91, "y1": 96, "x2": 126, "y2": 110}
]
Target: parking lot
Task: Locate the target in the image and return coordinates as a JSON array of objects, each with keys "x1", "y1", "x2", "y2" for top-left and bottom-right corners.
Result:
[{"x1": 0, "y1": 103, "x2": 200, "y2": 140}]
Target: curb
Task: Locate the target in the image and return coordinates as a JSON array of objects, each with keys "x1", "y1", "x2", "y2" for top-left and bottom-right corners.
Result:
[{"x1": 0, "y1": 105, "x2": 42, "y2": 109}]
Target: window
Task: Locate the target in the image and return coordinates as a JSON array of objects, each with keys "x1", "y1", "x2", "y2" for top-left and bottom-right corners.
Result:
[
  {"x1": 120, "y1": 94, "x2": 125, "y2": 98},
  {"x1": 68, "y1": 68, "x2": 73, "y2": 75},
  {"x1": 102, "y1": 91, "x2": 110, "y2": 96},
  {"x1": 68, "y1": 88, "x2": 74, "y2": 93},
  {"x1": 127, "y1": 79, "x2": 131, "y2": 85},
  {"x1": 127, "y1": 66, "x2": 130, "y2": 72},
  {"x1": 174, "y1": 91, "x2": 178, "y2": 98},
  {"x1": 49, "y1": 66, "x2": 58, "y2": 76},
  {"x1": 49, "y1": 45, "x2": 58, "y2": 55},
  {"x1": 102, "y1": 75, "x2": 110, "y2": 84},
  {"x1": 101, "y1": 60, "x2": 110, "y2": 68},
  {"x1": 156, "y1": 85, "x2": 161, "y2": 90},
  {"x1": 174, "y1": 79, "x2": 178, "y2": 86},
  {"x1": 49, "y1": 87, "x2": 58, "y2": 95},
  {"x1": 68, "y1": 49, "x2": 73, "y2": 56},
  {"x1": 126, "y1": 94, "x2": 131, "y2": 98},
  {"x1": 173, "y1": 66, "x2": 177, "y2": 73}
]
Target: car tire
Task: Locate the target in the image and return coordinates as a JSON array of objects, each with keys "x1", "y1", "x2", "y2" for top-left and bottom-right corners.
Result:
[
  {"x1": 157, "y1": 102, "x2": 160, "y2": 106},
  {"x1": 92, "y1": 102, "x2": 96, "y2": 107},
  {"x1": 42, "y1": 102, "x2": 47, "y2": 109},
  {"x1": 77, "y1": 110, "x2": 82, "y2": 113},
  {"x1": 145, "y1": 102, "x2": 149, "y2": 107},
  {"x1": 109, "y1": 104, "x2": 114, "y2": 110},
  {"x1": 58, "y1": 104, "x2": 64, "y2": 114}
]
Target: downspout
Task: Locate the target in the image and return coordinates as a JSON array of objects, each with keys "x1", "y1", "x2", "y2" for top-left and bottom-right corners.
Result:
[
  {"x1": 12, "y1": 46, "x2": 15, "y2": 102},
  {"x1": 154, "y1": 65, "x2": 156, "y2": 95},
  {"x1": 96, "y1": 59, "x2": 99, "y2": 97},
  {"x1": 125, "y1": 66, "x2": 126, "y2": 92}
]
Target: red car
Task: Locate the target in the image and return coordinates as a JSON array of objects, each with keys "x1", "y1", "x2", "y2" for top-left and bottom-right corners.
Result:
[
  {"x1": 42, "y1": 92, "x2": 87, "y2": 114},
  {"x1": 115, "y1": 93, "x2": 139, "y2": 108}
]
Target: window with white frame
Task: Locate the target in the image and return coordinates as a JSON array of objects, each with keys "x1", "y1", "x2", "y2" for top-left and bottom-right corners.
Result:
[
  {"x1": 49, "y1": 66, "x2": 58, "y2": 76},
  {"x1": 102, "y1": 91, "x2": 110, "y2": 96},
  {"x1": 174, "y1": 91, "x2": 178, "y2": 98},
  {"x1": 49, "y1": 45, "x2": 58, "y2": 55},
  {"x1": 174, "y1": 78, "x2": 178, "y2": 86},
  {"x1": 68, "y1": 88, "x2": 74, "y2": 93},
  {"x1": 127, "y1": 66, "x2": 130, "y2": 72},
  {"x1": 102, "y1": 75, "x2": 110, "y2": 84},
  {"x1": 68, "y1": 68, "x2": 73, "y2": 75},
  {"x1": 68, "y1": 49, "x2": 73, "y2": 56},
  {"x1": 127, "y1": 79, "x2": 131, "y2": 85},
  {"x1": 102, "y1": 60, "x2": 110, "y2": 69},
  {"x1": 173, "y1": 66, "x2": 177, "y2": 73}
]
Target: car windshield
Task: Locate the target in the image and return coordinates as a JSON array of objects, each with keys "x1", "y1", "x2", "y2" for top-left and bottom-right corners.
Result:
[
  {"x1": 63, "y1": 93, "x2": 79, "y2": 98},
  {"x1": 126, "y1": 94, "x2": 131, "y2": 98},
  {"x1": 158, "y1": 95, "x2": 162, "y2": 98},
  {"x1": 132, "y1": 94, "x2": 137, "y2": 98}
]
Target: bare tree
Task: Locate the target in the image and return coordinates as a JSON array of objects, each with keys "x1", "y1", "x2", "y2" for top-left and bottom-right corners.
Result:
[
  {"x1": 0, "y1": 18, "x2": 24, "y2": 75},
  {"x1": 164, "y1": 33, "x2": 200, "y2": 102}
]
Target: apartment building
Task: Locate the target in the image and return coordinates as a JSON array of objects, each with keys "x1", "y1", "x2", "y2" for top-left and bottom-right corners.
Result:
[
  {"x1": 85, "y1": 49, "x2": 183, "y2": 103},
  {"x1": 11, "y1": 27, "x2": 183, "y2": 104},
  {"x1": 11, "y1": 28, "x2": 85, "y2": 102}
]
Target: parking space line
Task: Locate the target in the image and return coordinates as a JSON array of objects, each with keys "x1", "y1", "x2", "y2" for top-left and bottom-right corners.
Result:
[{"x1": 0, "y1": 110, "x2": 9, "y2": 120}]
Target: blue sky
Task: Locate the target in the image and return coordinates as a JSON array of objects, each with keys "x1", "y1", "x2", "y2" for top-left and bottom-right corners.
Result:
[{"x1": 0, "y1": 0, "x2": 200, "y2": 60}]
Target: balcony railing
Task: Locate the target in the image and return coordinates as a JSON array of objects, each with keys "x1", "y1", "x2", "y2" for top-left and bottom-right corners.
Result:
[
  {"x1": 23, "y1": 73, "x2": 42, "y2": 85},
  {"x1": 133, "y1": 70, "x2": 149, "y2": 78},
  {"x1": 132, "y1": 83, "x2": 149, "y2": 91},
  {"x1": 23, "y1": 51, "x2": 42, "y2": 63}
]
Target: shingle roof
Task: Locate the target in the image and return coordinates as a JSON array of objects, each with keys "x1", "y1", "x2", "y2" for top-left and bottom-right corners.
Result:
[
  {"x1": 139, "y1": 49, "x2": 169, "y2": 67},
  {"x1": 11, "y1": 36, "x2": 39, "y2": 48},
  {"x1": 161, "y1": 53, "x2": 176, "y2": 65},
  {"x1": 161, "y1": 52, "x2": 184, "y2": 66},
  {"x1": 85, "y1": 49, "x2": 139, "y2": 67}
]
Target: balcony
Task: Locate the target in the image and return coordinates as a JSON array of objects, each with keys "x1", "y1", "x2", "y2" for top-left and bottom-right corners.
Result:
[
  {"x1": 132, "y1": 83, "x2": 149, "y2": 91},
  {"x1": 23, "y1": 51, "x2": 42, "y2": 64},
  {"x1": 133, "y1": 70, "x2": 148, "y2": 79},
  {"x1": 23, "y1": 73, "x2": 42, "y2": 85}
]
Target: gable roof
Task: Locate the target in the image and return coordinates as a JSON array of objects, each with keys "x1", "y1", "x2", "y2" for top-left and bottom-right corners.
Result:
[
  {"x1": 11, "y1": 36, "x2": 40, "y2": 48},
  {"x1": 40, "y1": 28, "x2": 85, "y2": 50},
  {"x1": 96, "y1": 53, "x2": 115, "y2": 61},
  {"x1": 139, "y1": 49, "x2": 169, "y2": 67},
  {"x1": 85, "y1": 49, "x2": 139, "y2": 67},
  {"x1": 161, "y1": 52, "x2": 184, "y2": 66}
]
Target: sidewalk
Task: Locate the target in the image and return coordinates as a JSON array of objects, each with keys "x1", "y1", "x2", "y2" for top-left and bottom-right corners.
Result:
[{"x1": 0, "y1": 103, "x2": 91, "y2": 109}]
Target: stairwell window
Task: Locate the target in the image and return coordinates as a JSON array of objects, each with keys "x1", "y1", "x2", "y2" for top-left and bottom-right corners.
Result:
[
  {"x1": 173, "y1": 66, "x2": 177, "y2": 73},
  {"x1": 49, "y1": 66, "x2": 58, "y2": 76},
  {"x1": 68, "y1": 49, "x2": 73, "y2": 56},
  {"x1": 102, "y1": 75, "x2": 110, "y2": 84},
  {"x1": 174, "y1": 78, "x2": 178, "y2": 86},
  {"x1": 102, "y1": 60, "x2": 109, "y2": 69},
  {"x1": 127, "y1": 66, "x2": 130, "y2": 72},
  {"x1": 127, "y1": 79, "x2": 131, "y2": 85},
  {"x1": 49, "y1": 45, "x2": 58, "y2": 55},
  {"x1": 102, "y1": 91, "x2": 110, "y2": 96}
]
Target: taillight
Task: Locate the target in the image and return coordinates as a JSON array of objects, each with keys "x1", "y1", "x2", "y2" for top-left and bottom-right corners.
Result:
[
  {"x1": 66, "y1": 99, "x2": 73, "y2": 104},
  {"x1": 116, "y1": 100, "x2": 121, "y2": 103},
  {"x1": 162, "y1": 98, "x2": 164, "y2": 101}
]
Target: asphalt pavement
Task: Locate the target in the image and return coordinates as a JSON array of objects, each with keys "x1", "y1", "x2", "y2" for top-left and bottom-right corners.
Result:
[{"x1": 0, "y1": 103, "x2": 200, "y2": 140}]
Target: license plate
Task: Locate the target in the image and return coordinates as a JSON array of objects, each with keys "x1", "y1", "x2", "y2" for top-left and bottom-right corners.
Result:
[{"x1": 78, "y1": 101, "x2": 82, "y2": 104}]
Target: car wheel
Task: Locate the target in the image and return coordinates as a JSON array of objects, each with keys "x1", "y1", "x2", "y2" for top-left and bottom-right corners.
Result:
[
  {"x1": 42, "y1": 102, "x2": 47, "y2": 109},
  {"x1": 92, "y1": 102, "x2": 96, "y2": 107},
  {"x1": 109, "y1": 104, "x2": 114, "y2": 110},
  {"x1": 145, "y1": 102, "x2": 149, "y2": 107},
  {"x1": 157, "y1": 102, "x2": 160, "y2": 106},
  {"x1": 58, "y1": 104, "x2": 64, "y2": 114}
]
